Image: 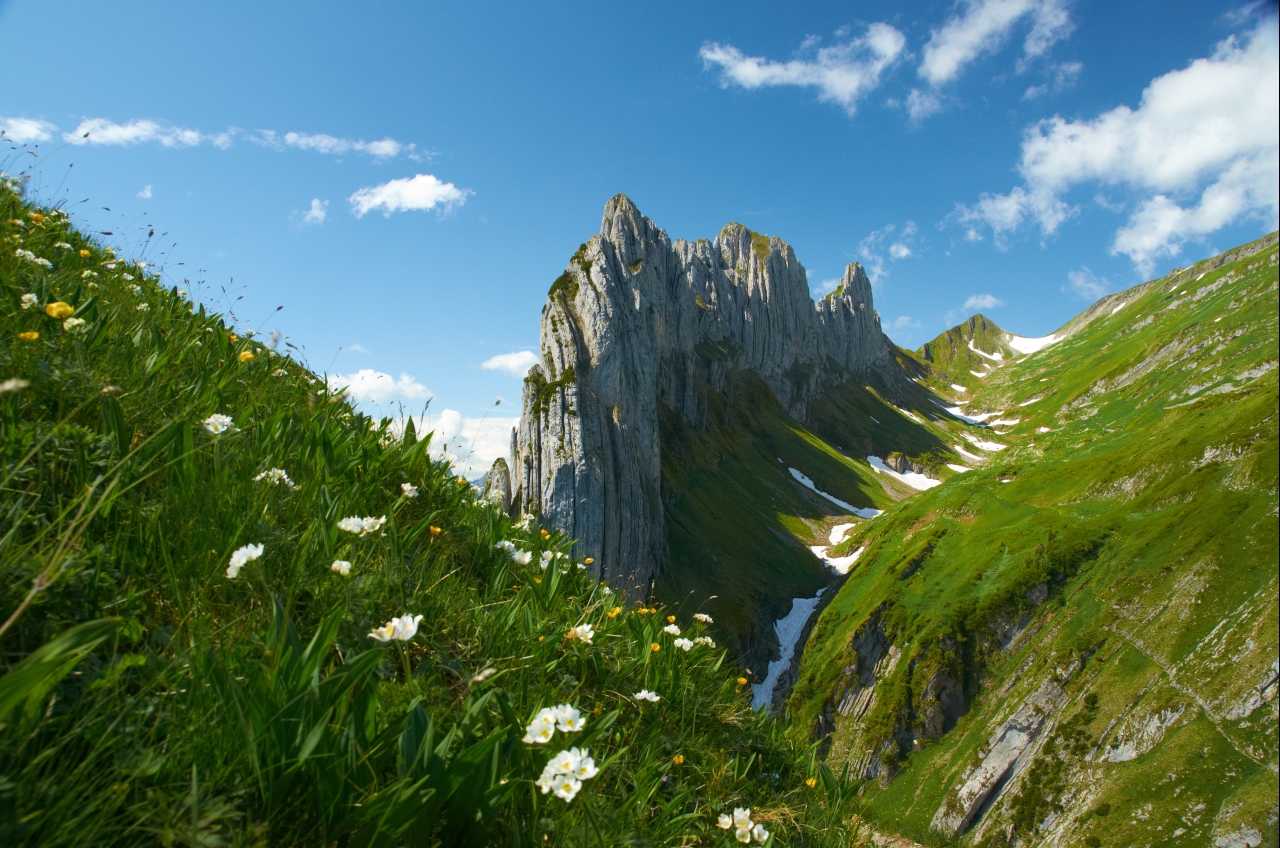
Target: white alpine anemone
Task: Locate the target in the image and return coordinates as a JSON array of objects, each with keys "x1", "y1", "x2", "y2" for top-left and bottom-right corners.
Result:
[
  {"x1": 136, "y1": 303, "x2": 150, "y2": 312},
  {"x1": 719, "y1": 808, "x2": 769, "y2": 843},
  {"x1": 495, "y1": 540, "x2": 516, "y2": 553},
  {"x1": 554, "y1": 704, "x2": 587, "y2": 732},
  {"x1": 510, "y1": 549, "x2": 532, "y2": 565},
  {"x1": 540, "y1": 550, "x2": 554, "y2": 570},
  {"x1": 566, "y1": 623, "x2": 594, "y2": 645},
  {"x1": 15, "y1": 248, "x2": 52, "y2": 268},
  {"x1": 717, "y1": 813, "x2": 733, "y2": 829},
  {"x1": 633, "y1": 690, "x2": 661, "y2": 702},
  {"x1": 82, "y1": 270, "x2": 97, "y2": 279},
  {"x1": 694, "y1": 636, "x2": 716, "y2": 648},
  {"x1": 514, "y1": 513, "x2": 535, "y2": 530},
  {"x1": 522, "y1": 708, "x2": 557, "y2": 744},
  {"x1": 253, "y1": 468, "x2": 296, "y2": 488},
  {"x1": 203, "y1": 413, "x2": 234, "y2": 435},
  {"x1": 673, "y1": 638, "x2": 694, "y2": 651},
  {"x1": 663, "y1": 623, "x2": 681, "y2": 636},
  {"x1": 330, "y1": 560, "x2": 352, "y2": 577},
  {"x1": 535, "y1": 747, "x2": 599, "y2": 803},
  {"x1": 62, "y1": 317, "x2": 87, "y2": 332},
  {"x1": 226, "y1": 543, "x2": 263, "y2": 578},
  {"x1": 337, "y1": 515, "x2": 387, "y2": 536},
  {"x1": 367, "y1": 613, "x2": 423, "y2": 642},
  {"x1": 400, "y1": 482, "x2": 419, "y2": 498},
  {"x1": 20, "y1": 293, "x2": 37, "y2": 309},
  {"x1": 128, "y1": 284, "x2": 141, "y2": 294},
  {"x1": 271, "y1": 368, "x2": 287, "y2": 377},
  {"x1": 693, "y1": 613, "x2": 713, "y2": 623},
  {"x1": 54, "y1": 242, "x2": 72, "y2": 249},
  {"x1": 122, "y1": 274, "x2": 135, "y2": 282}
]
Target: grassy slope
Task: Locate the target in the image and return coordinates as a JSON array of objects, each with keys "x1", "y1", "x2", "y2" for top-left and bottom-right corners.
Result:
[
  {"x1": 788, "y1": 234, "x2": 1279, "y2": 846},
  {"x1": 0, "y1": 183, "x2": 872, "y2": 846}
]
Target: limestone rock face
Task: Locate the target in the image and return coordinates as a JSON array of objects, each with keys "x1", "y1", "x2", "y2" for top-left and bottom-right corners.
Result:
[{"x1": 512, "y1": 195, "x2": 900, "y2": 595}]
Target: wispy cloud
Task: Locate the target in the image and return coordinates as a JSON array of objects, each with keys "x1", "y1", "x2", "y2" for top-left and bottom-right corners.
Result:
[
  {"x1": 0, "y1": 117, "x2": 56, "y2": 144},
  {"x1": 700, "y1": 24, "x2": 906, "y2": 115},
  {"x1": 888, "y1": 315, "x2": 922, "y2": 330},
  {"x1": 302, "y1": 198, "x2": 328, "y2": 225},
  {"x1": 1023, "y1": 60, "x2": 1082, "y2": 99},
  {"x1": 257, "y1": 130, "x2": 418, "y2": 160},
  {"x1": 1064, "y1": 267, "x2": 1112, "y2": 299},
  {"x1": 857, "y1": 221, "x2": 919, "y2": 284},
  {"x1": 328, "y1": 369, "x2": 431, "y2": 404},
  {"x1": 481, "y1": 351, "x2": 538, "y2": 377},
  {"x1": 349, "y1": 174, "x2": 472, "y2": 218},
  {"x1": 66, "y1": 118, "x2": 201, "y2": 147},
  {"x1": 956, "y1": 21, "x2": 1279, "y2": 273},
  {"x1": 137, "y1": 184, "x2": 152, "y2": 199}
]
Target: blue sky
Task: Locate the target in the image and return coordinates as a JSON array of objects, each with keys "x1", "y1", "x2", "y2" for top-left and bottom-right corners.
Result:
[{"x1": 2, "y1": 0, "x2": 1276, "y2": 471}]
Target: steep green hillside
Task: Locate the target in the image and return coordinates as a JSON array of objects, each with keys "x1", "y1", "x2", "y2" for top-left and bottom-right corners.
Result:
[
  {"x1": 788, "y1": 233, "x2": 1279, "y2": 846},
  {"x1": 0, "y1": 181, "x2": 871, "y2": 845}
]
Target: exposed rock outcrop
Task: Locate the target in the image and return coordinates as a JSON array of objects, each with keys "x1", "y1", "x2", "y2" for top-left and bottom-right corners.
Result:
[{"x1": 511, "y1": 195, "x2": 901, "y2": 594}]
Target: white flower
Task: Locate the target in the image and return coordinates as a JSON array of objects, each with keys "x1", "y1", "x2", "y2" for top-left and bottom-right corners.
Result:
[
  {"x1": 514, "y1": 513, "x2": 535, "y2": 530},
  {"x1": 400, "y1": 482, "x2": 419, "y2": 498},
  {"x1": 601, "y1": 586, "x2": 613, "y2": 595},
  {"x1": 540, "y1": 550, "x2": 554, "y2": 570},
  {"x1": 547, "y1": 748, "x2": 581, "y2": 774},
  {"x1": 15, "y1": 248, "x2": 52, "y2": 268},
  {"x1": 253, "y1": 468, "x2": 296, "y2": 488},
  {"x1": 663, "y1": 624, "x2": 681, "y2": 636},
  {"x1": 82, "y1": 270, "x2": 97, "y2": 278},
  {"x1": 673, "y1": 638, "x2": 694, "y2": 651},
  {"x1": 551, "y1": 775, "x2": 581, "y2": 802},
  {"x1": 694, "y1": 613, "x2": 713, "y2": 623},
  {"x1": 271, "y1": 368, "x2": 287, "y2": 376},
  {"x1": 694, "y1": 636, "x2": 716, "y2": 648},
  {"x1": 122, "y1": 274, "x2": 135, "y2": 282},
  {"x1": 510, "y1": 549, "x2": 532, "y2": 565},
  {"x1": 495, "y1": 540, "x2": 516, "y2": 553},
  {"x1": 136, "y1": 303, "x2": 150, "y2": 312},
  {"x1": 523, "y1": 708, "x2": 557, "y2": 744},
  {"x1": 554, "y1": 704, "x2": 587, "y2": 733},
  {"x1": 128, "y1": 284, "x2": 141, "y2": 294},
  {"x1": 337, "y1": 515, "x2": 387, "y2": 536},
  {"x1": 535, "y1": 771, "x2": 556, "y2": 794},
  {"x1": 226, "y1": 543, "x2": 263, "y2": 578},
  {"x1": 567, "y1": 623, "x2": 594, "y2": 645},
  {"x1": 736, "y1": 827, "x2": 753, "y2": 844},
  {"x1": 367, "y1": 613, "x2": 423, "y2": 642},
  {"x1": 331, "y1": 560, "x2": 352, "y2": 576},
  {"x1": 62, "y1": 317, "x2": 87, "y2": 332},
  {"x1": 203, "y1": 413, "x2": 234, "y2": 435},
  {"x1": 20, "y1": 293, "x2": 37, "y2": 309},
  {"x1": 717, "y1": 814, "x2": 733, "y2": 830},
  {"x1": 570, "y1": 749, "x2": 598, "y2": 780},
  {"x1": 54, "y1": 242, "x2": 72, "y2": 249},
  {"x1": 0, "y1": 378, "x2": 30, "y2": 394},
  {"x1": 633, "y1": 690, "x2": 661, "y2": 702},
  {"x1": 135, "y1": 260, "x2": 146, "y2": 269},
  {"x1": 733, "y1": 808, "x2": 753, "y2": 827},
  {"x1": 751, "y1": 824, "x2": 769, "y2": 843},
  {"x1": 577, "y1": 561, "x2": 587, "y2": 570}
]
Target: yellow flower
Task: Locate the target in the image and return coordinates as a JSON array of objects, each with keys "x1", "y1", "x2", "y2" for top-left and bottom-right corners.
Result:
[
  {"x1": 44, "y1": 301, "x2": 74, "y2": 319},
  {"x1": 672, "y1": 754, "x2": 684, "y2": 765},
  {"x1": 534, "y1": 578, "x2": 542, "y2": 584},
  {"x1": 607, "y1": 606, "x2": 622, "y2": 618},
  {"x1": 79, "y1": 249, "x2": 91, "y2": 258},
  {"x1": 229, "y1": 334, "x2": 238, "y2": 341},
  {"x1": 28, "y1": 212, "x2": 45, "y2": 224},
  {"x1": 736, "y1": 677, "x2": 748, "y2": 686},
  {"x1": 238, "y1": 350, "x2": 255, "y2": 362},
  {"x1": 584, "y1": 557, "x2": 594, "y2": 565},
  {"x1": 429, "y1": 525, "x2": 443, "y2": 536},
  {"x1": 805, "y1": 777, "x2": 817, "y2": 788},
  {"x1": 18, "y1": 331, "x2": 39, "y2": 341},
  {"x1": 540, "y1": 528, "x2": 550, "y2": 539},
  {"x1": 538, "y1": 635, "x2": 545, "y2": 642},
  {"x1": 666, "y1": 615, "x2": 676, "y2": 624},
  {"x1": 650, "y1": 642, "x2": 661, "y2": 653}
]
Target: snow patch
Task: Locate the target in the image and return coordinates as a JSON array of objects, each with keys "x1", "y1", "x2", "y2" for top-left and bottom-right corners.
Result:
[
  {"x1": 968, "y1": 339, "x2": 1004, "y2": 361},
  {"x1": 1036, "y1": 426, "x2": 1051, "y2": 433},
  {"x1": 952, "y1": 444, "x2": 985, "y2": 462},
  {"x1": 946, "y1": 463, "x2": 970, "y2": 473},
  {"x1": 809, "y1": 544, "x2": 864, "y2": 575},
  {"x1": 788, "y1": 468, "x2": 881, "y2": 519},
  {"x1": 961, "y1": 433, "x2": 1007, "y2": 451},
  {"x1": 1006, "y1": 334, "x2": 1060, "y2": 354},
  {"x1": 1017, "y1": 395, "x2": 1044, "y2": 407},
  {"x1": 1109, "y1": 301, "x2": 1128, "y2": 316},
  {"x1": 753, "y1": 590, "x2": 826, "y2": 711},
  {"x1": 828, "y1": 523, "x2": 857, "y2": 546},
  {"x1": 893, "y1": 405, "x2": 923, "y2": 423},
  {"x1": 970, "y1": 370, "x2": 989, "y2": 378},
  {"x1": 991, "y1": 418, "x2": 1021, "y2": 427},
  {"x1": 867, "y1": 456, "x2": 942, "y2": 490},
  {"x1": 950, "y1": 384, "x2": 967, "y2": 392}
]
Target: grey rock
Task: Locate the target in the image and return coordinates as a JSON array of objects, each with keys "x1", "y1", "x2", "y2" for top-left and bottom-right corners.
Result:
[
  {"x1": 482, "y1": 457, "x2": 513, "y2": 514},
  {"x1": 512, "y1": 195, "x2": 901, "y2": 594}
]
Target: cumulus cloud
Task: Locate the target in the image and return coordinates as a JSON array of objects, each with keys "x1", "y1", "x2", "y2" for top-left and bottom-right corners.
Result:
[
  {"x1": 397, "y1": 411, "x2": 519, "y2": 478},
  {"x1": 481, "y1": 351, "x2": 539, "y2": 377},
  {"x1": 919, "y1": 0, "x2": 1073, "y2": 86},
  {"x1": 327, "y1": 369, "x2": 431, "y2": 405},
  {"x1": 700, "y1": 24, "x2": 906, "y2": 115},
  {"x1": 349, "y1": 174, "x2": 472, "y2": 218},
  {"x1": 138, "y1": 185, "x2": 152, "y2": 199},
  {"x1": 1064, "y1": 267, "x2": 1112, "y2": 300},
  {"x1": 963, "y1": 293, "x2": 1004, "y2": 310},
  {"x1": 957, "y1": 22, "x2": 1279, "y2": 273},
  {"x1": 0, "y1": 117, "x2": 56, "y2": 144},
  {"x1": 302, "y1": 198, "x2": 328, "y2": 225}
]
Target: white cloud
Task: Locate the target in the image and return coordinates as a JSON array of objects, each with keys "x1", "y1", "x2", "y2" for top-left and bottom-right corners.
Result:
[
  {"x1": 888, "y1": 315, "x2": 922, "y2": 329},
  {"x1": 0, "y1": 117, "x2": 56, "y2": 144},
  {"x1": 138, "y1": 185, "x2": 152, "y2": 199},
  {"x1": 905, "y1": 88, "x2": 944, "y2": 121},
  {"x1": 963, "y1": 293, "x2": 1004, "y2": 310},
  {"x1": 858, "y1": 221, "x2": 919, "y2": 283},
  {"x1": 328, "y1": 369, "x2": 431, "y2": 405},
  {"x1": 481, "y1": 350, "x2": 539, "y2": 377},
  {"x1": 65, "y1": 118, "x2": 202, "y2": 147},
  {"x1": 302, "y1": 198, "x2": 328, "y2": 225},
  {"x1": 348, "y1": 343, "x2": 367, "y2": 353},
  {"x1": 811, "y1": 277, "x2": 843, "y2": 298},
  {"x1": 700, "y1": 23, "x2": 906, "y2": 115},
  {"x1": 349, "y1": 174, "x2": 471, "y2": 218},
  {"x1": 1023, "y1": 60, "x2": 1082, "y2": 99},
  {"x1": 958, "y1": 22, "x2": 1279, "y2": 273},
  {"x1": 398, "y1": 411, "x2": 519, "y2": 478},
  {"x1": 1064, "y1": 267, "x2": 1111, "y2": 299},
  {"x1": 279, "y1": 131, "x2": 409, "y2": 159},
  {"x1": 919, "y1": 0, "x2": 1073, "y2": 86}
]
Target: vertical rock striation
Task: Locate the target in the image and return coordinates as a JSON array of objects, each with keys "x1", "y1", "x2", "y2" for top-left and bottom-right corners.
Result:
[{"x1": 511, "y1": 195, "x2": 900, "y2": 595}]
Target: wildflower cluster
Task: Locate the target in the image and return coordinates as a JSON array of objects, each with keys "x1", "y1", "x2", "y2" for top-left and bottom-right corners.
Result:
[
  {"x1": 716, "y1": 807, "x2": 770, "y2": 843},
  {"x1": 253, "y1": 467, "x2": 297, "y2": 488},
  {"x1": 535, "y1": 747, "x2": 599, "y2": 802},
  {"x1": 337, "y1": 515, "x2": 387, "y2": 536},
  {"x1": 226, "y1": 543, "x2": 264, "y2": 579},
  {"x1": 523, "y1": 704, "x2": 587, "y2": 743}
]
